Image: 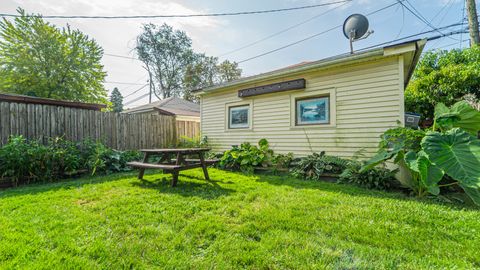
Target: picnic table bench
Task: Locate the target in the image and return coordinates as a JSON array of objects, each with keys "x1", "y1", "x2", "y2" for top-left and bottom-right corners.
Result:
[{"x1": 127, "y1": 148, "x2": 219, "y2": 187}]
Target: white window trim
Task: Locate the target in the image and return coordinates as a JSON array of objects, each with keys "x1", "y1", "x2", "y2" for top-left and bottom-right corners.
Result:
[
  {"x1": 289, "y1": 88, "x2": 336, "y2": 129},
  {"x1": 225, "y1": 100, "x2": 253, "y2": 131}
]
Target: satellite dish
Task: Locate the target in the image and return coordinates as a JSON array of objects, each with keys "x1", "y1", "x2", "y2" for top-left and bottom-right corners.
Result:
[{"x1": 342, "y1": 14, "x2": 373, "y2": 54}]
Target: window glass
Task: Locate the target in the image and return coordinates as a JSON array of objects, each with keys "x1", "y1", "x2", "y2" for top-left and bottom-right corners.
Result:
[
  {"x1": 296, "y1": 97, "x2": 329, "y2": 125},
  {"x1": 229, "y1": 105, "x2": 249, "y2": 129}
]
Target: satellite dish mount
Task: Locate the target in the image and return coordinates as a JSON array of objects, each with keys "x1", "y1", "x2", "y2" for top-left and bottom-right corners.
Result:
[{"x1": 343, "y1": 14, "x2": 374, "y2": 54}]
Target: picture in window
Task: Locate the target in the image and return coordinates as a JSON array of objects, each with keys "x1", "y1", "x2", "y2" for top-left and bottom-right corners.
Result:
[
  {"x1": 229, "y1": 105, "x2": 249, "y2": 129},
  {"x1": 296, "y1": 97, "x2": 329, "y2": 125}
]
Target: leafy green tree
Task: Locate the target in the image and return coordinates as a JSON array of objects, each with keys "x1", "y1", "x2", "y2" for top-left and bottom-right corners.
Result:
[
  {"x1": 217, "y1": 60, "x2": 242, "y2": 82},
  {"x1": 110, "y1": 87, "x2": 123, "y2": 112},
  {"x1": 135, "y1": 23, "x2": 195, "y2": 99},
  {"x1": 0, "y1": 8, "x2": 107, "y2": 103},
  {"x1": 405, "y1": 47, "x2": 480, "y2": 119},
  {"x1": 183, "y1": 55, "x2": 242, "y2": 102},
  {"x1": 136, "y1": 23, "x2": 242, "y2": 102}
]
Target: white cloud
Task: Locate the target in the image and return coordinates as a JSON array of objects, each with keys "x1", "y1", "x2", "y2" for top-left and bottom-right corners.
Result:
[{"x1": 5, "y1": 0, "x2": 227, "y2": 105}]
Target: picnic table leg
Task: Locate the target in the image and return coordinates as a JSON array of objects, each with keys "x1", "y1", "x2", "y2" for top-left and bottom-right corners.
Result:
[
  {"x1": 138, "y1": 152, "x2": 150, "y2": 180},
  {"x1": 199, "y1": 152, "x2": 210, "y2": 181},
  {"x1": 171, "y1": 170, "x2": 179, "y2": 187},
  {"x1": 157, "y1": 153, "x2": 170, "y2": 174}
]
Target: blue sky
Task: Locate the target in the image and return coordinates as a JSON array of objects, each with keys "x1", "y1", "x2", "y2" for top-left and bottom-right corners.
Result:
[{"x1": 1, "y1": 0, "x2": 470, "y2": 107}]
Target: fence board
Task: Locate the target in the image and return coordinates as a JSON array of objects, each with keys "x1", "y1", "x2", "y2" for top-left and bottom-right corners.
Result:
[
  {"x1": 0, "y1": 101, "x2": 181, "y2": 150},
  {"x1": 176, "y1": 120, "x2": 200, "y2": 141}
]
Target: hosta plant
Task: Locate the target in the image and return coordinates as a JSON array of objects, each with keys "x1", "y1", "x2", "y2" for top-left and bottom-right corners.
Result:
[
  {"x1": 219, "y1": 139, "x2": 274, "y2": 173},
  {"x1": 291, "y1": 151, "x2": 349, "y2": 180}
]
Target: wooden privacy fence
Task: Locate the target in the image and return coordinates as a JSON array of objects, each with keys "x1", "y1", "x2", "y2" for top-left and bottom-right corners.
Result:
[
  {"x1": 0, "y1": 101, "x2": 177, "y2": 150},
  {"x1": 176, "y1": 120, "x2": 200, "y2": 139}
]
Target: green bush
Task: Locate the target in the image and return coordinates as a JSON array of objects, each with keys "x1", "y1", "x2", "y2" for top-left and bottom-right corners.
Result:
[
  {"x1": 379, "y1": 127, "x2": 425, "y2": 152},
  {"x1": 78, "y1": 139, "x2": 142, "y2": 175},
  {"x1": 0, "y1": 136, "x2": 43, "y2": 185},
  {"x1": 47, "y1": 137, "x2": 82, "y2": 177},
  {"x1": 291, "y1": 152, "x2": 349, "y2": 180},
  {"x1": 176, "y1": 135, "x2": 208, "y2": 148},
  {"x1": 339, "y1": 160, "x2": 398, "y2": 191},
  {"x1": 272, "y1": 152, "x2": 295, "y2": 170},
  {"x1": 0, "y1": 136, "x2": 141, "y2": 186},
  {"x1": 219, "y1": 139, "x2": 273, "y2": 173}
]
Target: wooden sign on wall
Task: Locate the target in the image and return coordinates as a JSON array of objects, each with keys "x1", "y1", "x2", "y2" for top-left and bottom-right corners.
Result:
[{"x1": 238, "y1": 78, "x2": 306, "y2": 98}]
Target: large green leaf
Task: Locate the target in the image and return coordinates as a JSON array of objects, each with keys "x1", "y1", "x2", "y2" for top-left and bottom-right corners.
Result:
[
  {"x1": 434, "y1": 103, "x2": 452, "y2": 119},
  {"x1": 403, "y1": 151, "x2": 444, "y2": 195},
  {"x1": 434, "y1": 101, "x2": 480, "y2": 135},
  {"x1": 360, "y1": 144, "x2": 403, "y2": 173},
  {"x1": 459, "y1": 183, "x2": 480, "y2": 206},
  {"x1": 416, "y1": 151, "x2": 444, "y2": 195},
  {"x1": 450, "y1": 101, "x2": 480, "y2": 135},
  {"x1": 421, "y1": 128, "x2": 480, "y2": 187},
  {"x1": 404, "y1": 151, "x2": 419, "y2": 172}
]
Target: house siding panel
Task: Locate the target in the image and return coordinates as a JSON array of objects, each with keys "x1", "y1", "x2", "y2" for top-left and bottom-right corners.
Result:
[{"x1": 200, "y1": 56, "x2": 403, "y2": 158}]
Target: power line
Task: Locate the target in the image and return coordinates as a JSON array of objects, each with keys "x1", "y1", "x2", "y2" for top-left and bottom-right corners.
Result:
[
  {"x1": 425, "y1": 0, "x2": 457, "y2": 48},
  {"x1": 124, "y1": 84, "x2": 149, "y2": 98},
  {"x1": 237, "y1": 25, "x2": 341, "y2": 64},
  {"x1": 105, "y1": 81, "x2": 145, "y2": 85},
  {"x1": 430, "y1": 0, "x2": 455, "y2": 23},
  {"x1": 356, "y1": 24, "x2": 468, "y2": 53},
  {"x1": 117, "y1": 74, "x2": 149, "y2": 93},
  {"x1": 237, "y1": 1, "x2": 402, "y2": 64},
  {"x1": 104, "y1": 53, "x2": 139, "y2": 61},
  {"x1": 0, "y1": 1, "x2": 351, "y2": 19},
  {"x1": 431, "y1": 39, "x2": 469, "y2": 50},
  {"x1": 426, "y1": 28, "x2": 469, "y2": 42},
  {"x1": 218, "y1": 0, "x2": 351, "y2": 57},
  {"x1": 124, "y1": 93, "x2": 150, "y2": 106},
  {"x1": 434, "y1": 0, "x2": 456, "y2": 27},
  {"x1": 397, "y1": 0, "x2": 441, "y2": 33},
  {"x1": 393, "y1": 3, "x2": 406, "y2": 39},
  {"x1": 398, "y1": 0, "x2": 458, "y2": 41}
]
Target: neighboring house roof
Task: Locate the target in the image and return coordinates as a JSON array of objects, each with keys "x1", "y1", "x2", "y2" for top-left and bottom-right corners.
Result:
[
  {"x1": 194, "y1": 39, "x2": 426, "y2": 95},
  {"x1": 0, "y1": 93, "x2": 106, "y2": 111},
  {"x1": 123, "y1": 96, "x2": 200, "y2": 117}
]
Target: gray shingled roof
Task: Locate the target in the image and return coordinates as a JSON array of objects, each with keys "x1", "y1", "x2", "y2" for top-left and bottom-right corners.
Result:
[{"x1": 123, "y1": 97, "x2": 200, "y2": 116}]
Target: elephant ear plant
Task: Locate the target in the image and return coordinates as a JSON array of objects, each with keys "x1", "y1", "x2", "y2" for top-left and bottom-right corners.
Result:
[{"x1": 361, "y1": 101, "x2": 480, "y2": 205}]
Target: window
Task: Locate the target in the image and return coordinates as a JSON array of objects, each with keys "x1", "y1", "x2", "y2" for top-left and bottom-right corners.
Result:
[
  {"x1": 295, "y1": 96, "x2": 329, "y2": 125},
  {"x1": 229, "y1": 105, "x2": 250, "y2": 129}
]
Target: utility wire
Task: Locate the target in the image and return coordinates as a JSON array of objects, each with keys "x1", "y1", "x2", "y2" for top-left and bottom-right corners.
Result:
[
  {"x1": 104, "y1": 53, "x2": 139, "y2": 61},
  {"x1": 434, "y1": 0, "x2": 456, "y2": 27},
  {"x1": 123, "y1": 84, "x2": 149, "y2": 98},
  {"x1": 115, "y1": 74, "x2": 149, "y2": 93},
  {"x1": 431, "y1": 39, "x2": 469, "y2": 50},
  {"x1": 356, "y1": 24, "x2": 468, "y2": 53},
  {"x1": 399, "y1": 0, "x2": 458, "y2": 41},
  {"x1": 105, "y1": 81, "x2": 145, "y2": 85},
  {"x1": 420, "y1": 0, "x2": 456, "y2": 49},
  {"x1": 218, "y1": 0, "x2": 351, "y2": 57},
  {"x1": 0, "y1": 1, "x2": 350, "y2": 19},
  {"x1": 420, "y1": 0, "x2": 455, "y2": 32},
  {"x1": 237, "y1": 1, "x2": 402, "y2": 64},
  {"x1": 237, "y1": 25, "x2": 341, "y2": 63},
  {"x1": 124, "y1": 93, "x2": 150, "y2": 106},
  {"x1": 393, "y1": 3, "x2": 406, "y2": 39}
]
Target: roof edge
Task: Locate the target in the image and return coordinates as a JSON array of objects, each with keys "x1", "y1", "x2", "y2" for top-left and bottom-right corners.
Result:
[
  {"x1": 0, "y1": 93, "x2": 106, "y2": 111},
  {"x1": 195, "y1": 39, "x2": 426, "y2": 95}
]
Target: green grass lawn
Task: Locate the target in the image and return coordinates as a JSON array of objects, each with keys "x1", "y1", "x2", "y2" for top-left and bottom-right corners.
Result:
[{"x1": 0, "y1": 169, "x2": 479, "y2": 269}]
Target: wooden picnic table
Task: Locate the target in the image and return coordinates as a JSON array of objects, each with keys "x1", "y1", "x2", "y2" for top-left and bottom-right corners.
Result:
[{"x1": 127, "y1": 148, "x2": 216, "y2": 187}]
